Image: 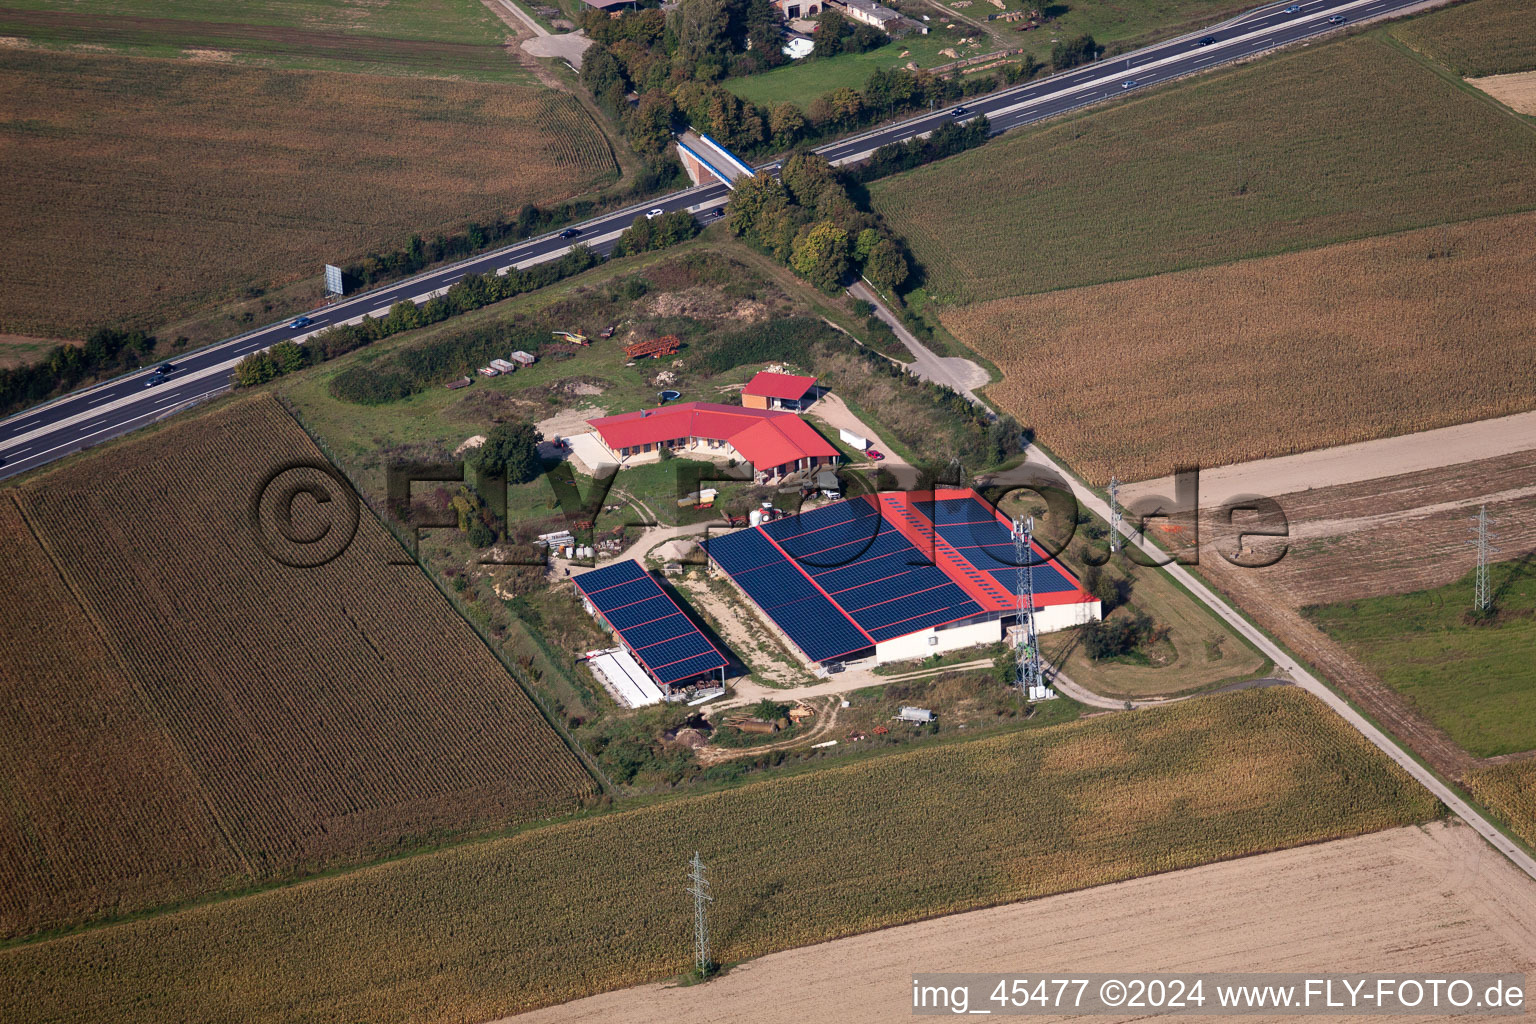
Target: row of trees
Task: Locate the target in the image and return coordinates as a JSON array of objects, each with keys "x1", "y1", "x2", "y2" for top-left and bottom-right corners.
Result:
[
  {"x1": 0, "y1": 327, "x2": 163, "y2": 418},
  {"x1": 611, "y1": 209, "x2": 701, "y2": 257},
  {"x1": 725, "y1": 153, "x2": 908, "y2": 292}
]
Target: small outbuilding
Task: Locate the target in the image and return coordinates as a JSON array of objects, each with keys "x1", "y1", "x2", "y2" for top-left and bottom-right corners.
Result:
[{"x1": 742, "y1": 371, "x2": 817, "y2": 411}]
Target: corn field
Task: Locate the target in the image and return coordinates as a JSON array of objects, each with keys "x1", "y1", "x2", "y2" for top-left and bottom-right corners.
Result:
[
  {"x1": 945, "y1": 210, "x2": 1536, "y2": 484},
  {"x1": 0, "y1": 688, "x2": 1439, "y2": 1024},
  {"x1": 0, "y1": 395, "x2": 594, "y2": 941},
  {"x1": 869, "y1": 35, "x2": 1536, "y2": 308},
  {"x1": 0, "y1": 49, "x2": 617, "y2": 337},
  {"x1": 1465, "y1": 760, "x2": 1536, "y2": 852},
  {"x1": 1388, "y1": 0, "x2": 1536, "y2": 77}
]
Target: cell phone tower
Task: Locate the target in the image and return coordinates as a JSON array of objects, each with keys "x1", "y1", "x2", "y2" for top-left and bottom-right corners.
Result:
[
  {"x1": 1012, "y1": 517, "x2": 1053, "y2": 701},
  {"x1": 1470, "y1": 505, "x2": 1498, "y2": 613},
  {"x1": 685, "y1": 851, "x2": 714, "y2": 975},
  {"x1": 1107, "y1": 476, "x2": 1122, "y2": 554}
]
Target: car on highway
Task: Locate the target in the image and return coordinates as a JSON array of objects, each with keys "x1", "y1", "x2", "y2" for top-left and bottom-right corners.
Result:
[
  {"x1": 866, "y1": 448, "x2": 885, "y2": 462},
  {"x1": 157, "y1": 361, "x2": 177, "y2": 374},
  {"x1": 1328, "y1": 13, "x2": 1345, "y2": 22},
  {"x1": 951, "y1": 106, "x2": 969, "y2": 118},
  {"x1": 645, "y1": 208, "x2": 665, "y2": 220},
  {"x1": 1121, "y1": 80, "x2": 1138, "y2": 89},
  {"x1": 710, "y1": 208, "x2": 725, "y2": 219},
  {"x1": 1284, "y1": 4, "x2": 1301, "y2": 13},
  {"x1": 559, "y1": 227, "x2": 582, "y2": 239},
  {"x1": 144, "y1": 372, "x2": 166, "y2": 388},
  {"x1": 1196, "y1": 35, "x2": 1218, "y2": 45},
  {"x1": 290, "y1": 315, "x2": 312, "y2": 329}
]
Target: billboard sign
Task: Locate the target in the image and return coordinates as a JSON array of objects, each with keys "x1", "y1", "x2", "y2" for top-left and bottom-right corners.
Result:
[{"x1": 324, "y1": 264, "x2": 344, "y2": 296}]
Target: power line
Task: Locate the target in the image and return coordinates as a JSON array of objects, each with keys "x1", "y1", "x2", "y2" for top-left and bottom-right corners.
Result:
[
  {"x1": 685, "y1": 850, "x2": 713, "y2": 975},
  {"x1": 1470, "y1": 505, "x2": 1498, "y2": 613},
  {"x1": 1012, "y1": 516, "x2": 1055, "y2": 702}
]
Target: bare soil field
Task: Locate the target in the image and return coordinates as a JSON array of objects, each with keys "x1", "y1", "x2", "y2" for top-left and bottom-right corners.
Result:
[
  {"x1": 1470, "y1": 71, "x2": 1536, "y2": 115},
  {"x1": 948, "y1": 211, "x2": 1536, "y2": 485},
  {"x1": 0, "y1": 47, "x2": 616, "y2": 337},
  {"x1": 0, "y1": 394, "x2": 594, "y2": 940},
  {"x1": 504, "y1": 821, "x2": 1535, "y2": 1024},
  {"x1": 1196, "y1": 449, "x2": 1536, "y2": 778}
]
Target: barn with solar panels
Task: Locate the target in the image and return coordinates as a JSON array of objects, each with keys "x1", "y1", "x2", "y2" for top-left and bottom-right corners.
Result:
[
  {"x1": 703, "y1": 488, "x2": 1100, "y2": 668},
  {"x1": 572, "y1": 560, "x2": 729, "y2": 699}
]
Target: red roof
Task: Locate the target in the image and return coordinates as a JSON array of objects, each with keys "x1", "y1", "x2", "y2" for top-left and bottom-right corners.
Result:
[
  {"x1": 587, "y1": 402, "x2": 837, "y2": 470},
  {"x1": 743, "y1": 371, "x2": 817, "y2": 401}
]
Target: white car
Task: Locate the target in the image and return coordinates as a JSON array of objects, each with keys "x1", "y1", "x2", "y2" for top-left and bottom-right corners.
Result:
[{"x1": 645, "y1": 208, "x2": 665, "y2": 220}]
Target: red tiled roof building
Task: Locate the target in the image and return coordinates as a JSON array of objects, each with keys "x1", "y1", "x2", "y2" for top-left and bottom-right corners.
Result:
[{"x1": 586, "y1": 402, "x2": 838, "y2": 479}]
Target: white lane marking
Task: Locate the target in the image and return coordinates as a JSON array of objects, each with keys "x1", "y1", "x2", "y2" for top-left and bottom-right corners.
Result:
[
  {"x1": 6, "y1": 447, "x2": 28, "y2": 456},
  {"x1": 87, "y1": 393, "x2": 116, "y2": 405}
]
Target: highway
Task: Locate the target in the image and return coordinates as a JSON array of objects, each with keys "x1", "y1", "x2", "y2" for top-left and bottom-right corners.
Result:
[{"x1": 0, "y1": 0, "x2": 1426, "y2": 482}]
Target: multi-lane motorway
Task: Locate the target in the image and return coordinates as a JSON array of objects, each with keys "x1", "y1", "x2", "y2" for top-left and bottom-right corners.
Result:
[{"x1": 0, "y1": 0, "x2": 1426, "y2": 482}]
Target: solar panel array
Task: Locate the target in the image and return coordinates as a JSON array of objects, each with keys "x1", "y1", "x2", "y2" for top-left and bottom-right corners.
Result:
[
  {"x1": 707, "y1": 499, "x2": 988, "y2": 661},
  {"x1": 923, "y1": 495, "x2": 1080, "y2": 599},
  {"x1": 574, "y1": 560, "x2": 727, "y2": 685}
]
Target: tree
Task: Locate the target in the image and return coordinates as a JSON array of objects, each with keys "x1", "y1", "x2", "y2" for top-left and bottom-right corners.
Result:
[
  {"x1": 791, "y1": 220, "x2": 851, "y2": 291},
  {"x1": 626, "y1": 91, "x2": 677, "y2": 157},
  {"x1": 1051, "y1": 34, "x2": 1102, "y2": 70},
  {"x1": 853, "y1": 227, "x2": 880, "y2": 262},
  {"x1": 864, "y1": 236, "x2": 909, "y2": 291},
  {"x1": 269, "y1": 340, "x2": 306, "y2": 375},
  {"x1": 768, "y1": 101, "x2": 806, "y2": 149},
  {"x1": 672, "y1": 0, "x2": 732, "y2": 65},
  {"x1": 473, "y1": 421, "x2": 544, "y2": 484},
  {"x1": 725, "y1": 172, "x2": 789, "y2": 238}
]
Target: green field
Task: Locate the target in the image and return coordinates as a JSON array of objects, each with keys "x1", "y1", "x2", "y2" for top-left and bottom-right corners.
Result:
[
  {"x1": 1389, "y1": 0, "x2": 1536, "y2": 77},
  {"x1": 0, "y1": 0, "x2": 528, "y2": 80},
  {"x1": 726, "y1": 29, "x2": 977, "y2": 111},
  {"x1": 0, "y1": 688, "x2": 1439, "y2": 1023},
  {"x1": 869, "y1": 32, "x2": 1536, "y2": 305},
  {"x1": 1305, "y1": 562, "x2": 1536, "y2": 759}
]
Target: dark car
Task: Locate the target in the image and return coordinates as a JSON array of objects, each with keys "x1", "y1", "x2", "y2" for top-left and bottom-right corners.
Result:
[
  {"x1": 951, "y1": 106, "x2": 969, "y2": 117},
  {"x1": 559, "y1": 227, "x2": 582, "y2": 239},
  {"x1": 144, "y1": 372, "x2": 166, "y2": 388},
  {"x1": 1327, "y1": 13, "x2": 1345, "y2": 22},
  {"x1": 1284, "y1": 4, "x2": 1301, "y2": 12},
  {"x1": 157, "y1": 361, "x2": 177, "y2": 374},
  {"x1": 710, "y1": 207, "x2": 725, "y2": 219},
  {"x1": 290, "y1": 315, "x2": 312, "y2": 329},
  {"x1": 1197, "y1": 35, "x2": 1218, "y2": 45}
]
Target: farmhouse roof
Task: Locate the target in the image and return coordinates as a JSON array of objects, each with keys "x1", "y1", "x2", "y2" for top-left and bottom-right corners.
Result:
[
  {"x1": 587, "y1": 401, "x2": 837, "y2": 467},
  {"x1": 743, "y1": 371, "x2": 817, "y2": 401}
]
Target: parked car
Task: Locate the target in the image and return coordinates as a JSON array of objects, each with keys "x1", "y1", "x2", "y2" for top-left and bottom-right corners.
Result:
[
  {"x1": 559, "y1": 227, "x2": 582, "y2": 239},
  {"x1": 289, "y1": 315, "x2": 312, "y2": 329},
  {"x1": 645, "y1": 208, "x2": 665, "y2": 220},
  {"x1": 1196, "y1": 35, "x2": 1218, "y2": 45},
  {"x1": 866, "y1": 449, "x2": 885, "y2": 461},
  {"x1": 1328, "y1": 13, "x2": 1345, "y2": 22}
]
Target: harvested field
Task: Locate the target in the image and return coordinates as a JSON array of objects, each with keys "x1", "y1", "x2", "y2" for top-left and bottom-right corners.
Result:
[
  {"x1": 0, "y1": 394, "x2": 594, "y2": 940},
  {"x1": 1389, "y1": 0, "x2": 1536, "y2": 77},
  {"x1": 871, "y1": 35, "x2": 1536, "y2": 306},
  {"x1": 1470, "y1": 71, "x2": 1536, "y2": 115},
  {"x1": 946, "y1": 211, "x2": 1536, "y2": 484},
  {"x1": 0, "y1": 47, "x2": 616, "y2": 337},
  {"x1": 0, "y1": 688, "x2": 1439, "y2": 1023},
  {"x1": 1467, "y1": 760, "x2": 1536, "y2": 851},
  {"x1": 504, "y1": 820, "x2": 1536, "y2": 1024},
  {"x1": 1196, "y1": 449, "x2": 1536, "y2": 776},
  {"x1": 0, "y1": 334, "x2": 73, "y2": 370}
]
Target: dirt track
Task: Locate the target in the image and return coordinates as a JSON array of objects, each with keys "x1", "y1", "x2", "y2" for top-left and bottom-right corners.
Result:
[{"x1": 501, "y1": 820, "x2": 1536, "y2": 1023}]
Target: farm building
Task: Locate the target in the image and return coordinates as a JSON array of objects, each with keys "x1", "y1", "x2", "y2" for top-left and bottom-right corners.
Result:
[
  {"x1": 573, "y1": 560, "x2": 729, "y2": 698},
  {"x1": 742, "y1": 371, "x2": 817, "y2": 411},
  {"x1": 585, "y1": 402, "x2": 839, "y2": 480},
  {"x1": 704, "y1": 488, "x2": 1100, "y2": 668}
]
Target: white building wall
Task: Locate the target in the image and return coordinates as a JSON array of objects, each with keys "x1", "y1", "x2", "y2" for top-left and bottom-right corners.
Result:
[
  {"x1": 1037, "y1": 599, "x2": 1102, "y2": 633},
  {"x1": 874, "y1": 617, "x2": 1001, "y2": 665}
]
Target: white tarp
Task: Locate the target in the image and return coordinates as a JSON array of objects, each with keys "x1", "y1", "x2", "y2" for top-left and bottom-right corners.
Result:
[{"x1": 588, "y1": 648, "x2": 665, "y2": 708}]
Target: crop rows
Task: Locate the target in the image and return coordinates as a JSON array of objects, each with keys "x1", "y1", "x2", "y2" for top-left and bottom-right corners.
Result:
[
  {"x1": 1466, "y1": 760, "x2": 1536, "y2": 852},
  {"x1": 0, "y1": 396, "x2": 593, "y2": 937},
  {"x1": 945, "y1": 210, "x2": 1536, "y2": 483},
  {"x1": 870, "y1": 35, "x2": 1536, "y2": 307},
  {"x1": 1388, "y1": 0, "x2": 1536, "y2": 78},
  {"x1": 0, "y1": 688, "x2": 1440, "y2": 1023},
  {"x1": 0, "y1": 48, "x2": 618, "y2": 337}
]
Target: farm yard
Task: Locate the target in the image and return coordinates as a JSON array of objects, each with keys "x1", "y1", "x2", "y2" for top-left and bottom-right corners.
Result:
[
  {"x1": 944, "y1": 210, "x2": 1536, "y2": 484},
  {"x1": 0, "y1": 48, "x2": 616, "y2": 338},
  {"x1": 870, "y1": 33, "x2": 1536, "y2": 307},
  {"x1": 0, "y1": 395, "x2": 595, "y2": 941},
  {"x1": 0, "y1": 688, "x2": 1440, "y2": 1023},
  {"x1": 508, "y1": 820, "x2": 1536, "y2": 1024}
]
